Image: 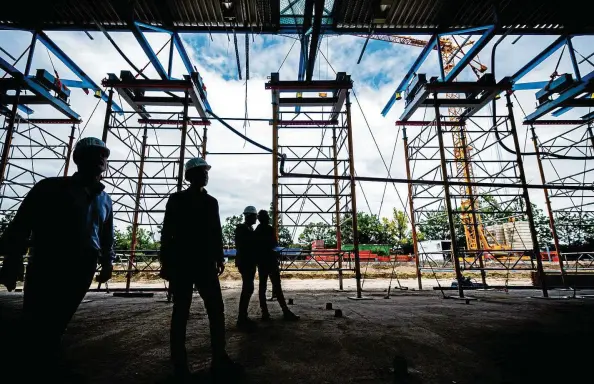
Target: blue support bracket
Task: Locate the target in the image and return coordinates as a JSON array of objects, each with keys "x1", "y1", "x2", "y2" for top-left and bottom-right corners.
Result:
[
  {"x1": 131, "y1": 22, "x2": 168, "y2": 80},
  {"x1": 381, "y1": 34, "x2": 437, "y2": 117},
  {"x1": 443, "y1": 25, "x2": 495, "y2": 82},
  {"x1": 525, "y1": 70, "x2": 594, "y2": 121},
  {"x1": 512, "y1": 81, "x2": 550, "y2": 91},
  {"x1": 552, "y1": 94, "x2": 592, "y2": 117},
  {"x1": 17, "y1": 105, "x2": 34, "y2": 115},
  {"x1": 134, "y1": 21, "x2": 172, "y2": 34}
]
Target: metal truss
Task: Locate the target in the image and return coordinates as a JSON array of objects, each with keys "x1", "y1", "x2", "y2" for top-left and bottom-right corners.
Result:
[
  {"x1": 531, "y1": 120, "x2": 594, "y2": 273},
  {"x1": 269, "y1": 71, "x2": 363, "y2": 296}
]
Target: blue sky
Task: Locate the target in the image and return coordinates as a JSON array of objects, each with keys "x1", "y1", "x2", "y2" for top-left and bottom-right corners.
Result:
[{"x1": 1, "y1": 29, "x2": 593, "y2": 236}]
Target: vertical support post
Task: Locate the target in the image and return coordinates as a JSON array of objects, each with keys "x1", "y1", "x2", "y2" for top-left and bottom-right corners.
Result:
[
  {"x1": 530, "y1": 125, "x2": 565, "y2": 283},
  {"x1": 272, "y1": 96, "x2": 280, "y2": 241},
  {"x1": 403, "y1": 127, "x2": 422, "y2": 290},
  {"x1": 177, "y1": 92, "x2": 189, "y2": 192},
  {"x1": 345, "y1": 93, "x2": 362, "y2": 298},
  {"x1": 332, "y1": 125, "x2": 343, "y2": 290},
  {"x1": 505, "y1": 92, "x2": 548, "y2": 297},
  {"x1": 0, "y1": 33, "x2": 37, "y2": 186},
  {"x1": 126, "y1": 125, "x2": 149, "y2": 293},
  {"x1": 458, "y1": 125, "x2": 487, "y2": 287},
  {"x1": 566, "y1": 37, "x2": 581, "y2": 82},
  {"x1": 168, "y1": 37, "x2": 175, "y2": 79},
  {"x1": 63, "y1": 124, "x2": 76, "y2": 177},
  {"x1": 437, "y1": 38, "x2": 446, "y2": 81},
  {"x1": 101, "y1": 89, "x2": 114, "y2": 143},
  {"x1": 434, "y1": 96, "x2": 464, "y2": 298},
  {"x1": 202, "y1": 126, "x2": 208, "y2": 159}
]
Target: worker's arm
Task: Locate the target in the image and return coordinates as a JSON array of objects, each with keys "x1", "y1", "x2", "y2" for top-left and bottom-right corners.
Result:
[
  {"x1": 234, "y1": 225, "x2": 244, "y2": 267},
  {"x1": 0, "y1": 180, "x2": 43, "y2": 259},
  {"x1": 159, "y1": 195, "x2": 177, "y2": 275},
  {"x1": 99, "y1": 196, "x2": 116, "y2": 266},
  {"x1": 0, "y1": 180, "x2": 44, "y2": 290},
  {"x1": 211, "y1": 199, "x2": 225, "y2": 264}
]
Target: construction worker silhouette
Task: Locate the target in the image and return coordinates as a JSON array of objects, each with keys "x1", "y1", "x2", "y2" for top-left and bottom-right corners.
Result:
[
  {"x1": 0, "y1": 137, "x2": 114, "y2": 379},
  {"x1": 255, "y1": 210, "x2": 299, "y2": 321},
  {"x1": 159, "y1": 157, "x2": 242, "y2": 382},
  {"x1": 235, "y1": 206, "x2": 259, "y2": 331}
]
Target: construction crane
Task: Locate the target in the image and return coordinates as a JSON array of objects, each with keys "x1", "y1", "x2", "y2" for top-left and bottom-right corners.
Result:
[{"x1": 358, "y1": 34, "x2": 506, "y2": 253}]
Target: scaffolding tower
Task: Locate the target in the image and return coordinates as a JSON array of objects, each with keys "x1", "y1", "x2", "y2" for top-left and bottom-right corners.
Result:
[
  {"x1": 267, "y1": 72, "x2": 362, "y2": 296},
  {"x1": 530, "y1": 119, "x2": 594, "y2": 279},
  {"x1": 398, "y1": 75, "x2": 548, "y2": 297},
  {"x1": 100, "y1": 70, "x2": 209, "y2": 291}
]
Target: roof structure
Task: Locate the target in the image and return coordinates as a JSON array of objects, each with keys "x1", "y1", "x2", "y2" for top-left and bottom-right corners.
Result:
[{"x1": 1, "y1": 0, "x2": 591, "y2": 34}]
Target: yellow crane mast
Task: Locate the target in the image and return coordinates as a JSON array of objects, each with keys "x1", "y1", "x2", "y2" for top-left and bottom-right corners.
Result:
[{"x1": 359, "y1": 34, "x2": 506, "y2": 252}]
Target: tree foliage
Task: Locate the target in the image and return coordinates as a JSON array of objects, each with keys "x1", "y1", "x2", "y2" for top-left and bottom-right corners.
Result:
[{"x1": 114, "y1": 226, "x2": 159, "y2": 250}]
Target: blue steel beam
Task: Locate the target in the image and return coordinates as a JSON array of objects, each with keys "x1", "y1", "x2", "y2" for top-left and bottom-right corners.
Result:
[
  {"x1": 172, "y1": 33, "x2": 194, "y2": 75},
  {"x1": 511, "y1": 36, "x2": 567, "y2": 83},
  {"x1": 443, "y1": 25, "x2": 495, "y2": 82},
  {"x1": 131, "y1": 22, "x2": 168, "y2": 79},
  {"x1": 525, "y1": 70, "x2": 594, "y2": 121},
  {"x1": 566, "y1": 37, "x2": 581, "y2": 81},
  {"x1": 381, "y1": 34, "x2": 437, "y2": 116}
]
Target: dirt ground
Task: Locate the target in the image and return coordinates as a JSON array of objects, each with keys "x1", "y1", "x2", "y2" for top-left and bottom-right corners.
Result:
[{"x1": 1, "y1": 279, "x2": 593, "y2": 384}]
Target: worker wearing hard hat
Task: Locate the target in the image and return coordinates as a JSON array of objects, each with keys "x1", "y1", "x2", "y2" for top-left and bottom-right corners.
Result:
[
  {"x1": 255, "y1": 210, "x2": 299, "y2": 321},
  {"x1": 159, "y1": 157, "x2": 242, "y2": 381},
  {"x1": 234, "y1": 205, "x2": 259, "y2": 331},
  {"x1": 0, "y1": 137, "x2": 114, "y2": 379}
]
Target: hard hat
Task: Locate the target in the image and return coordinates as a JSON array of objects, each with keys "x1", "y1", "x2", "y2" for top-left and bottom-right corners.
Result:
[
  {"x1": 185, "y1": 157, "x2": 211, "y2": 171},
  {"x1": 74, "y1": 137, "x2": 110, "y2": 157},
  {"x1": 243, "y1": 206, "x2": 257, "y2": 215}
]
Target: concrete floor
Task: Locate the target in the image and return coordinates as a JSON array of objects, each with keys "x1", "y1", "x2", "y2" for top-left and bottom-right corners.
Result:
[{"x1": 1, "y1": 281, "x2": 593, "y2": 383}]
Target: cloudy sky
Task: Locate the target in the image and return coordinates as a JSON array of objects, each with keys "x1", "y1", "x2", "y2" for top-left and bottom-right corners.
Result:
[{"x1": 1, "y1": 29, "x2": 593, "y2": 240}]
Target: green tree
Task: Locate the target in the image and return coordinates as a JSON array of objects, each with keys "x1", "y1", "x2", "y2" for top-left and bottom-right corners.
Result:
[
  {"x1": 222, "y1": 214, "x2": 243, "y2": 248},
  {"x1": 0, "y1": 213, "x2": 15, "y2": 237},
  {"x1": 298, "y1": 222, "x2": 336, "y2": 247},
  {"x1": 114, "y1": 226, "x2": 159, "y2": 250},
  {"x1": 383, "y1": 209, "x2": 409, "y2": 245}
]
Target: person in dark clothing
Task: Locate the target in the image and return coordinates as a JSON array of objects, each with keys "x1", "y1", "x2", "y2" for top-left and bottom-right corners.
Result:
[
  {"x1": 159, "y1": 157, "x2": 242, "y2": 382},
  {"x1": 0, "y1": 137, "x2": 114, "y2": 380},
  {"x1": 234, "y1": 206, "x2": 259, "y2": 331},
  {"x1": 254, "y1": 210, "x2": 299, "y2": 321}
]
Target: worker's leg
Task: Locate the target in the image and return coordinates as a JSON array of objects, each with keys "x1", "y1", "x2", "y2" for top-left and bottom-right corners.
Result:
[
  {"x1": 237, "y1": 264, "x2": 256, "y2": 322},
  {"x1": 196, "y1": 272, "x2": 227, "y2": 360},
  {"x1": 169, "y1": 278, "x2": 194, "y2": 375},
  {"x1": 268, "y1": 264, "x2": 288, "y2": 310},
  {"x1": 257, "y1": 264, "x2": 270, "y2": 317},
  {"x1": 269, "y1": 264, "x2": 299, "y2": 321},
  {"x1": 22, "y1": 256, "x2": 96, "y2": 376}
]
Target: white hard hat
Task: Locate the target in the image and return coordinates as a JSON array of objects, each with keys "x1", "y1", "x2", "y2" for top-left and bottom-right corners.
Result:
[
  {"x1": 243, "y1": 206, "x2": 258, "y2": 215},
  {"x1": 74, "y1": 137, "x2": 110, "y2": 156},
  {"x1": 185, "y1": 157, "x2": 211, "y2": 171}
]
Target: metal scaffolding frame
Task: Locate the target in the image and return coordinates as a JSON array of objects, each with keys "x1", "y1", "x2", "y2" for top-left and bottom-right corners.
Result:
[
  {"x1": 397, "y1": 76, "x2": 549, "y2": 297},
  {"x1": 530, "y1": 119, "x2": 594, "y2": 275},
  {"x1": 100, "y1": 71, "x2": 209, "y2": 291},
  {"x1": 268, "y1": 72, "x2": 363, "y2": 297}
]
